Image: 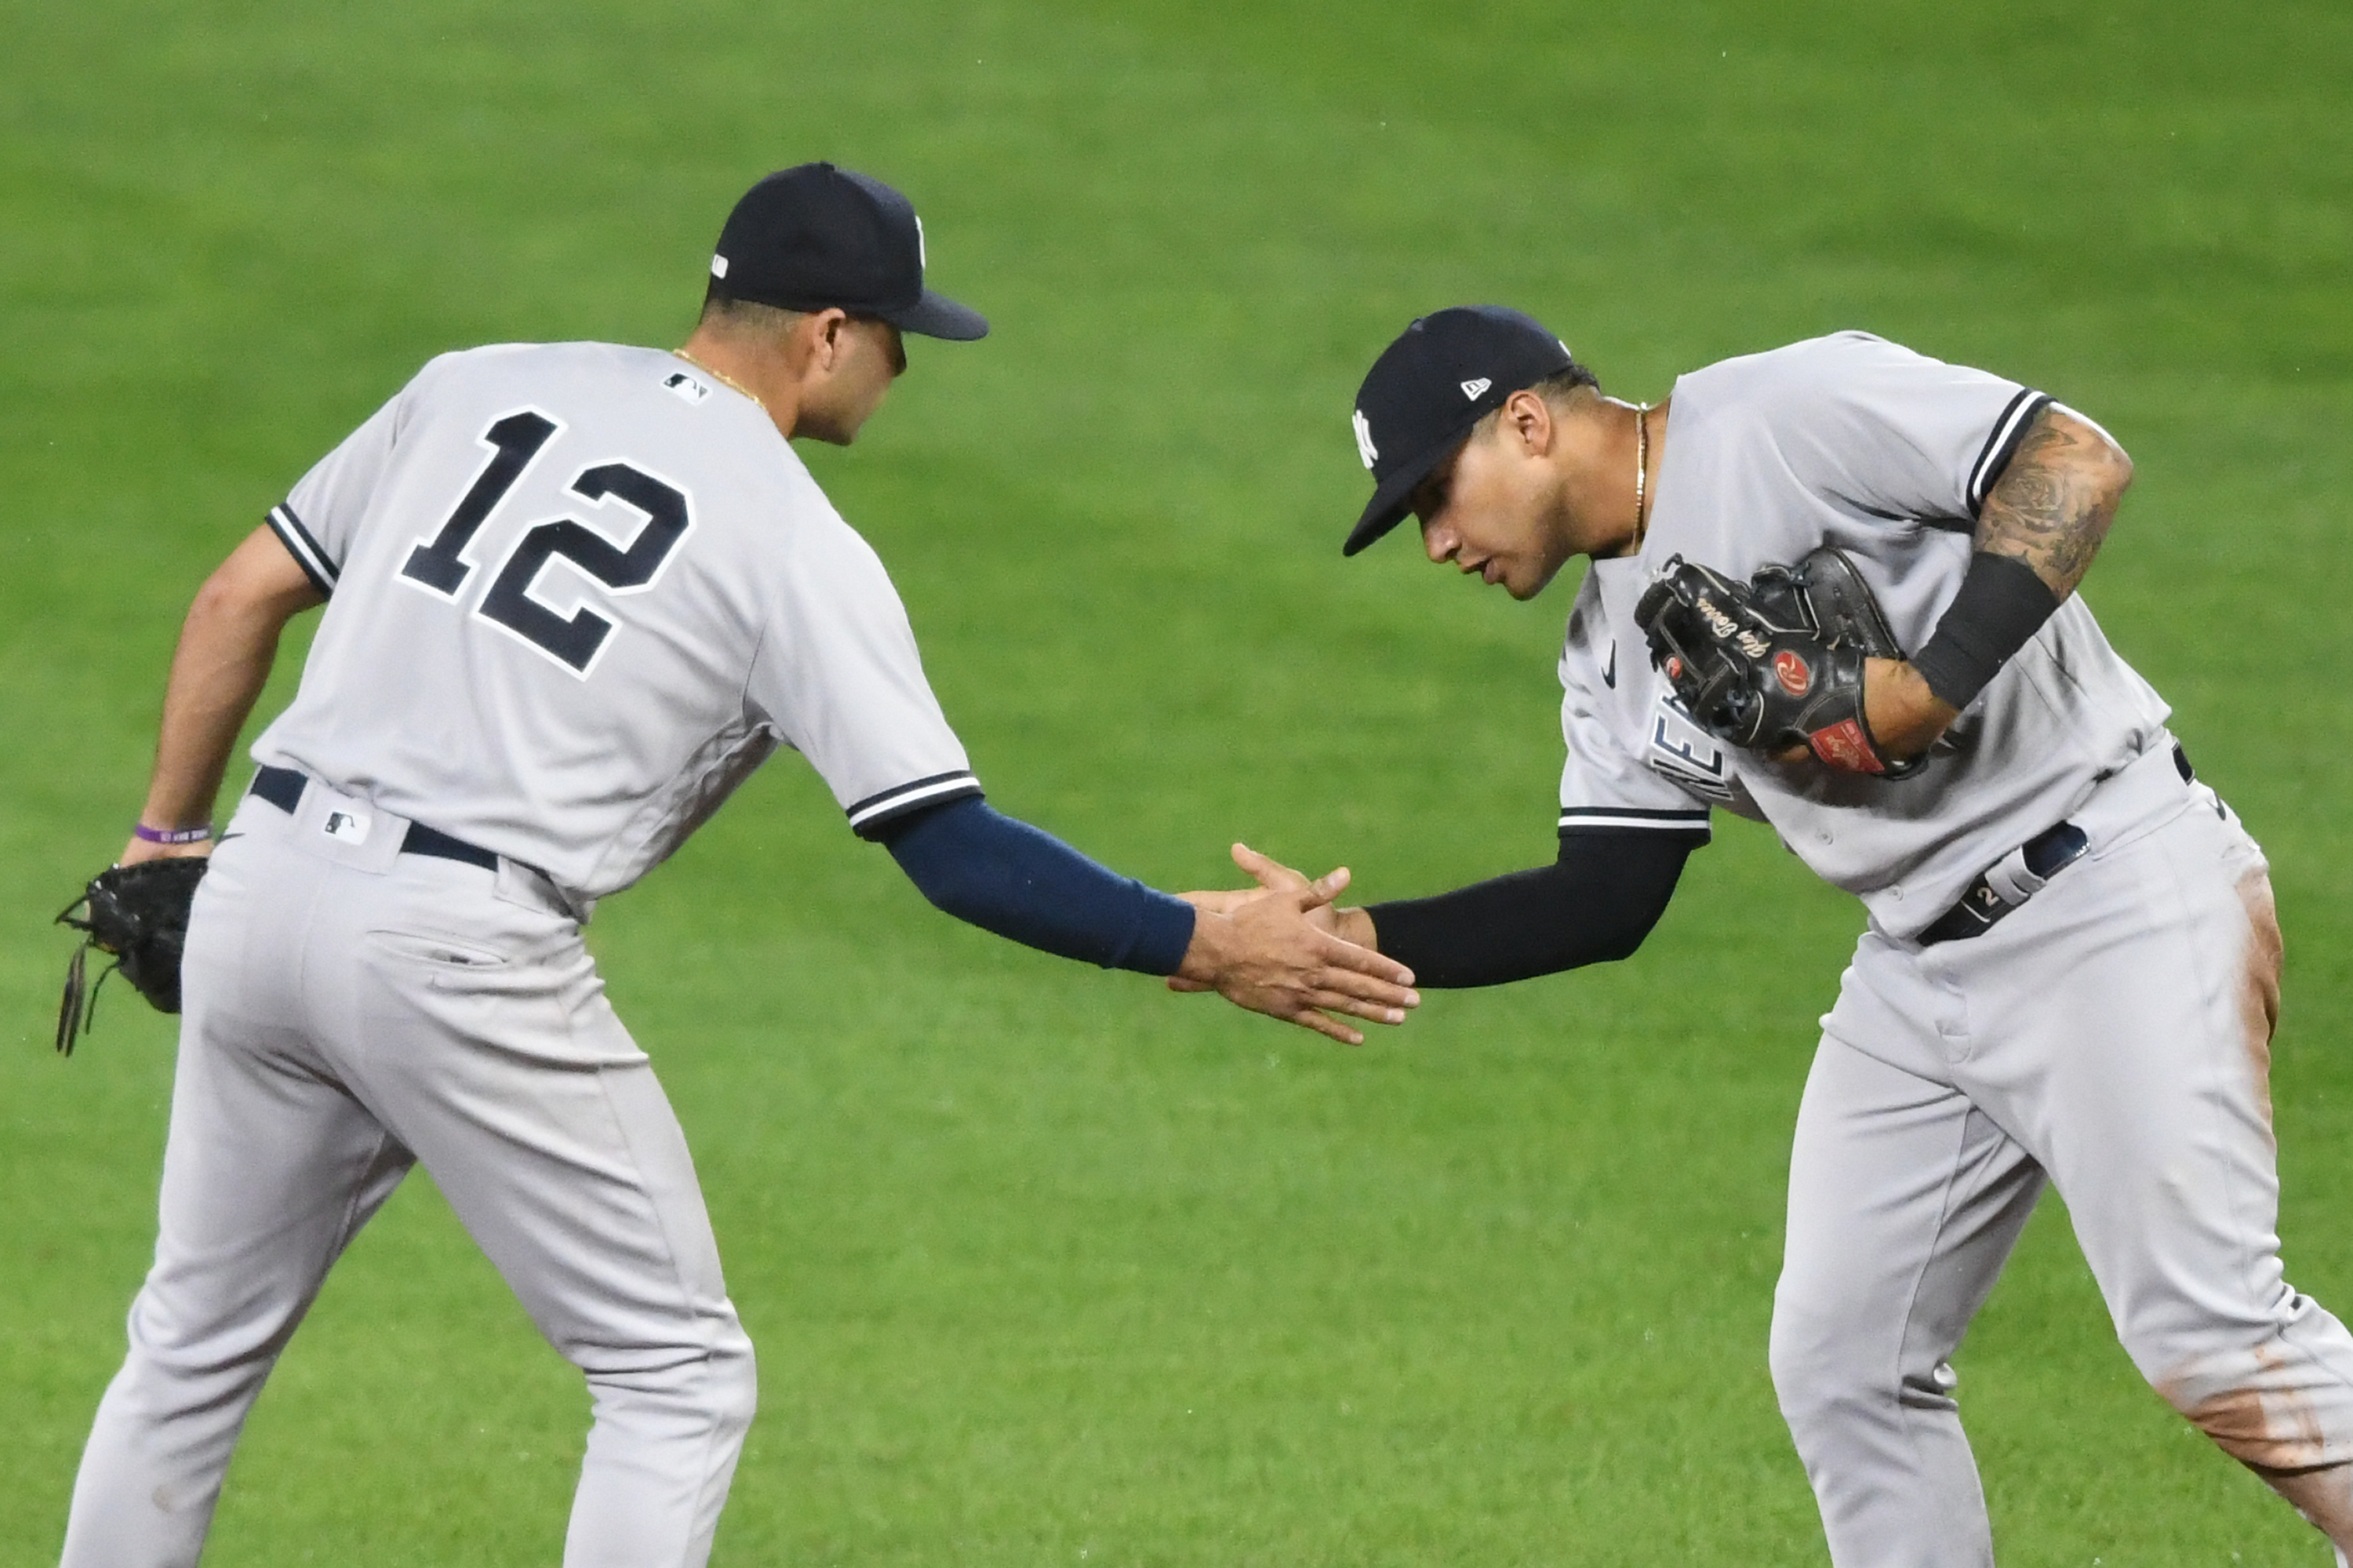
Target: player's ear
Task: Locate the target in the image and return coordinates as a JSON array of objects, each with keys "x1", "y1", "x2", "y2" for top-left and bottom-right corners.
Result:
[
  {"x1": 1501, "y1": 388, "x2": 1554, "y2": 456},
  {"x1": 802, "y1": 307, "x2": 853, "y2": 373}
]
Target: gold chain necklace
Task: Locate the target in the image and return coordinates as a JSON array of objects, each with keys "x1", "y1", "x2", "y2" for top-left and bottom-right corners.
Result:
[
  {"x1": 1631, "y1": 402, "x2": 1652, "y2": 554},
  {"x1": 674, "y1": 348, "x2": 762, "y2": 406}
]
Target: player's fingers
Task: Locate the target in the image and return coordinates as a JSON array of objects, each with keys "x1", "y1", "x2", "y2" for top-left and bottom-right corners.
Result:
[
  {"x1": 1307, "y1": 966, "x2": 1418, "y2": 1013},
  {"x1": 1279, "y1": 1006, "x2": 1365, "y2": 1047},
  {"x1": 1307, "y1": 948, "x2": 1419, "y2": 995},
  {"x1": 1289, "y1": 965, "x2": 1412, "y2": 1012},
  {"x1": 1166, "y1": 976, "x2": 1213, "y2": 993},
  {"x1": 1231, "y1": 842, "x2": 1311, "y2": 892},
  {"x1": 1308, "y1": 930, "x2": 1417, "y2": 988},
  {"x1": 1297, "y1": 865, "x2": 1349, "y2": 910},
  {"x1": 1304, "y1": 988, "x2": 1410, "y2": 1024}
]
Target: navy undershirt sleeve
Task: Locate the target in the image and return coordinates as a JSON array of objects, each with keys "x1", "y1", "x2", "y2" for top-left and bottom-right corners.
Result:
[
  {"x1": 1364, "y1": 830, "x2": 1694, "y2": 988},
  {"x1": 879, "y1": 795, "x2": 1197, "y2": 976}
]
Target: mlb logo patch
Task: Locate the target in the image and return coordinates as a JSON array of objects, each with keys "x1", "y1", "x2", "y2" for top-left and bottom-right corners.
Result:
[
  {"x1": 321, "y1": 809, "x2": 373, "y2": 846},
  {"x1": 662, "y1": 371, "x2": 711, "y2": 406}
]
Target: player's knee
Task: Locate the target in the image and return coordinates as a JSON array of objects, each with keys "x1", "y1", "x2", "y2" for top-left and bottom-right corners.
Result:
[
  {"x1": 125, "y1": 1279, "x2": 287, "y2": 1385},
  {"x1": 1770, "y1": 1294, "x2": 1955, "y2": 1432},
  {"x1": 1769, "y1": 1300, "x2": 1860, "y2": 1428}
]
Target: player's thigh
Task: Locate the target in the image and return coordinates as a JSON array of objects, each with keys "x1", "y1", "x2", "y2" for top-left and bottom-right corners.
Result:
[
  {"x1": 424, "y1": 1062, "x2": 736, "y2": 1372},
  {"x1": 147, "y1": 839, "x2": 414, "y2": 1344},
  {"x1": 1963, "y1": 806, "x2": 2286, "y2": 1355},
  {"x1": 1777, "y1": 1035, "x2": 2043, "y2": 1354},
  {"x1": 337, "y1": 879, "x2": 736, "y2": 1368}
]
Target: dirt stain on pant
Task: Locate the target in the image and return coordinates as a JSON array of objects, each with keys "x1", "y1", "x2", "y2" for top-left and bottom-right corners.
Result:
[
  {"x1": 2238, "y1": 866, "x2": 2283, "y2": 1130},
  {"x1": 2167, "y1": 1344, "x2": 2353, "y2": 1549}
]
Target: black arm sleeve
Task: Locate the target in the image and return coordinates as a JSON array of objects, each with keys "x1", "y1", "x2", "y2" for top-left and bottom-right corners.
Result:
[
  {"x1": 1362, "y1": 830, "x2": 1695, "y2": 988},
  {"x1": 1907, "y1": 550, "x2": 2064, "y2": 711}
]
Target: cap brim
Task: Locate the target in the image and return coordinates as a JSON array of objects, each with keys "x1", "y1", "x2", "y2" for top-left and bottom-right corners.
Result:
[
  {"x1": 1342, "y1": 428, "x2": 1471, "y2": 557},
  {"x1": 879, "y1": 289, "x2": 989, "y2": 340}
]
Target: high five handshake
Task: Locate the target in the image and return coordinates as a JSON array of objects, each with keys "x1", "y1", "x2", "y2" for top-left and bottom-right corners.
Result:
[{"x1": 1174, "y1": 853, "x2": 1417, "y2": 1045}]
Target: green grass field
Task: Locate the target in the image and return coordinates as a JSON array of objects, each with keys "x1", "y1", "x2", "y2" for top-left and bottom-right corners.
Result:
[{"x1": 5, "y1": 1, "x2": 2350, "y2": 1562}]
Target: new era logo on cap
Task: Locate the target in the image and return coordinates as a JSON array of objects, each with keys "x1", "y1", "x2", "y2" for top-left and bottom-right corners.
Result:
[{"x1": 1460, "y1": 377, "x2": 1492, "y2": 400}]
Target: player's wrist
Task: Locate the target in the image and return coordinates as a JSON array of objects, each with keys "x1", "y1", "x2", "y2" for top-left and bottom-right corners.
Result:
[
  {"x1": 133, "y1": 821, "x2": 213, "y2": 846},
  {"x1": 1862, "y1": 659, "x2": 1957, "y2": 759},
  {"x1": 1173, "y1": 906, "x2": 1240, "y2": 984}
]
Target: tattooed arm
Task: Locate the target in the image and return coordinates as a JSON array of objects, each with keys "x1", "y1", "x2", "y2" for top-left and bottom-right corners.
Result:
[
  {"x1": 1976, "y1": 404, "x2": 2135, "y2": 597},
  {"x1": 1859, "y1": 403, "x2": 2134, "y2": 759}
]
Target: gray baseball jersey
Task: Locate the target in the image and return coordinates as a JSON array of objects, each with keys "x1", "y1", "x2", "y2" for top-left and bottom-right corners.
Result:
[
  {"x1": 255, "y1": 340, "x2": 980, "y2": 900},
  {"x1": 1555, "y1": 330, "x2": 2170, "y2": 937}
]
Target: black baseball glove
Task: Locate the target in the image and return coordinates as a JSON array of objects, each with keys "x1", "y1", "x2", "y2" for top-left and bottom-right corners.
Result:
[
  {"x1": 55, "y1": 857, "x2": 209, "y2": 1053},
  {"x1": 1635, "y1": 545, "x2": 1922, "y2": 780}
]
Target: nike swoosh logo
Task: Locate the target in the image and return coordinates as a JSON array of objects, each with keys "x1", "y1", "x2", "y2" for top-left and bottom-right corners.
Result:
[{"x1": 1602, "y1": 641, "x2": 1617, "y2": 689}]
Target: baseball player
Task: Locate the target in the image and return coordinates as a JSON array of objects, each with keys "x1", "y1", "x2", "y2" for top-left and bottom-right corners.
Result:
[
  {"x1": 57, "y1": 163, "x2": 1418, "y2": 1568},
  {"x1": 1246, "y1": 304, "x2": 2353, "y2": 1562}
]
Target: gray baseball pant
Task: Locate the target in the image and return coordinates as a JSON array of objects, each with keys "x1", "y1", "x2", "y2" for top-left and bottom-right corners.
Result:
[
  {"x1": 1770, "y1": 745, "x2": 2353, "y2": 1565},
  {"x1": 59, "y1": 783, "x2": 755, "y2": 1568}
]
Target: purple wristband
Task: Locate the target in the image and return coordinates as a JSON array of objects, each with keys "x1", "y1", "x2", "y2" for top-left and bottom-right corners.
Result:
[{"x1": 133, "y1": 822, "x2": 213, "y2": 846}]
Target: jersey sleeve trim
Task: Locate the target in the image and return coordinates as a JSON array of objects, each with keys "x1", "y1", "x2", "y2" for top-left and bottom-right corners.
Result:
[
  {"x1": 1558, "y1": 804, "x2": 1712, "y2": 841},
  {"x1": 847, "y1": 770, "x2": 984, "y2": 839},
  {"x1": 265, "y1": 503, "x2": 340, "y2": 595},
  {"x1": 1965, "y1": 390, "x2": 2053, "y2": 515}
]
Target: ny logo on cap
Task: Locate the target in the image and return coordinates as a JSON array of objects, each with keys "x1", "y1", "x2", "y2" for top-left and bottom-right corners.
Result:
[
  {"x1": 1351, "y1": 408, "x2": 1378, "y2": 471},
  {"x1": 1460, "y1": 377, "x2": 1492, "y2": 401}
]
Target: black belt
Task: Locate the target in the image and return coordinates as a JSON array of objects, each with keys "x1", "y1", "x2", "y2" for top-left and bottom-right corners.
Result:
[
  {"x1": 249, "y1": 765, "x2": 500, "y2": 872},
  {"x1": 1917, "y1": 821, "x2": 2089, "y2": 945},
  {"x1": 1917, "y1": 743, "x2": 2196, "y2": 947}
]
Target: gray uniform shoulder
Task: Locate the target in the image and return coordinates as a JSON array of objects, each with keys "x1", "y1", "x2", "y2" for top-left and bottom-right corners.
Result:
[
  {"x1": 1665, "y1": 332, "x2": 2048, "y2": 532},
  {"x1": 1675, "y1": 331, "x2": 1935, "y2": 418},
  {"x1": 1682, "y1": 329, "x2": 1893, "y2": 379}
]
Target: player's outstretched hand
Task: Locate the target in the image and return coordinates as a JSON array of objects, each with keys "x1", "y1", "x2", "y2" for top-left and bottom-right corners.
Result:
[{"x1": 1169, "y1": 843, "x2": 1417, "y2": 1046}]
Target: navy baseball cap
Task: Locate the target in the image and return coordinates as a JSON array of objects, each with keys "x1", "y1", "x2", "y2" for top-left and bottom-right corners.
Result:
[
  {"x1": 1343, "y1": 305, "x2": 1577, "y2": 555},
  {"x1": 711, "y1": 163, "x2": 988, "y2": 341}
]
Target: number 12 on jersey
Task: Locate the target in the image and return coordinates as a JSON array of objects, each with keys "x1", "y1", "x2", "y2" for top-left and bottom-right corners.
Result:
[{"x1": 399, "y1": 409, "x2": 693, "y2": 677}]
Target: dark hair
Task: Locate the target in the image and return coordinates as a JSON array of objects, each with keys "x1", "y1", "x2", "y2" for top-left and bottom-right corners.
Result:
[
  {"x1": 698, "y1": 283, "x2": 805, "y2": 333},
  {"x1": 1532, "y1": 362, "x2": 1602, "y2": 402}
]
